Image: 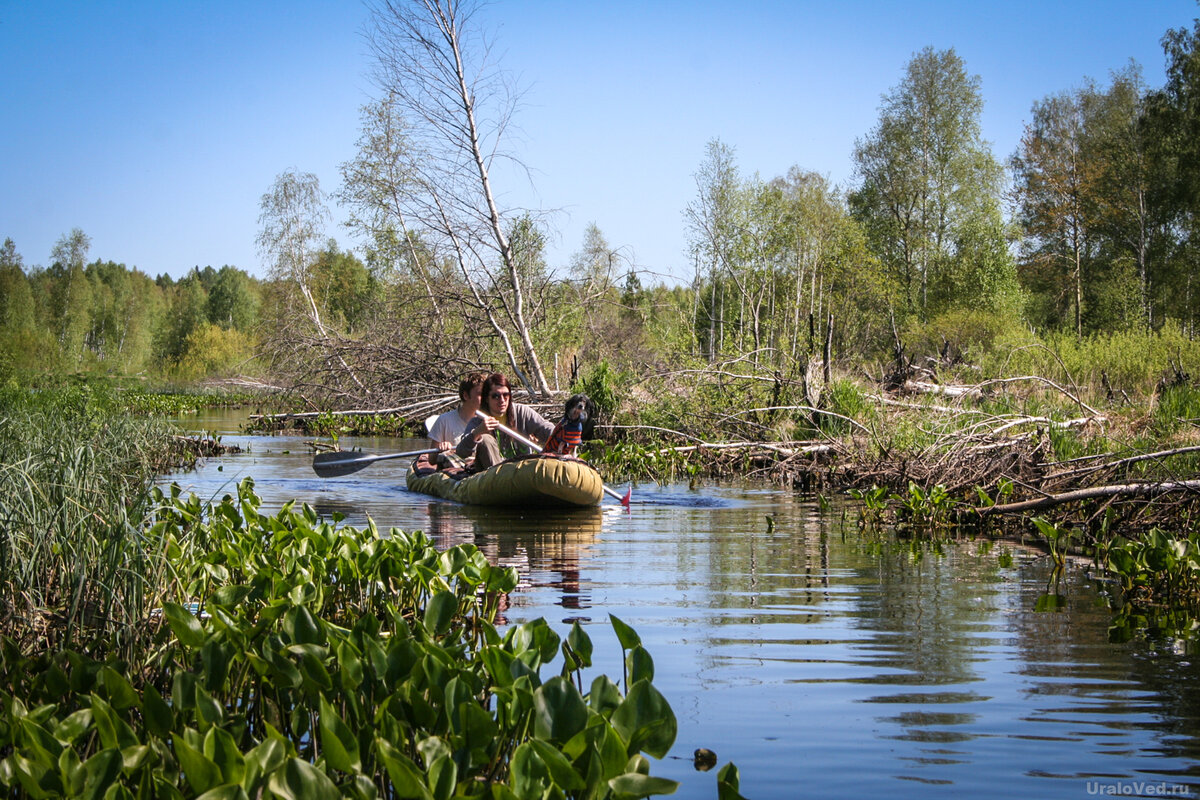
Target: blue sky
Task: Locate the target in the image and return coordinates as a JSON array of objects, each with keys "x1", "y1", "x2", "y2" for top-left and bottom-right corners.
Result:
[{"x1": 2, "y1": 1, "x2": 1197, "y2": 284}]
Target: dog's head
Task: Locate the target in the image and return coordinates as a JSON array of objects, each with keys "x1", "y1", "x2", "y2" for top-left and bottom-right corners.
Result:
[{"x1": 564, "y1": 393, "x2": 598, "y2": 439}]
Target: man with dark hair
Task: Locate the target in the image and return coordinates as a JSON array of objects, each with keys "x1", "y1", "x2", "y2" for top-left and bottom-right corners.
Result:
[{"x1": 428, "y1": 371, "x2": 488, "y2": 451}]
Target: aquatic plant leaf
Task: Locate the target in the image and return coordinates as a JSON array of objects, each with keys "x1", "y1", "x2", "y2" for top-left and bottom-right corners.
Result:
[
  {"x1": 437, "y1": 545, "x2": 469, "y2": 577},
  {"x1": 283, "y1": 606, "x2": 324, "y2": 646},
  {"x1": 201, "y1": 639, "x2": 231, "y2": 691},
  {"x1": 480, "y1": 645, "x2": 516, "y2": 687},
  {"x1": 609, "y1": 615, "x2": 641, "y2": 650},
  {"x1": 566, "y1": 621, "x2": 593, "y2": 668},
  {"x1": 611, "y1": 681, "x2": 677, "y2": 759},
  {"x1": 194, "y1": 684, "x2": 225, "y2": 728},
  {"x1": 141, "y1": 685, "x2": 174, "y2": 739},
  {"x1": 242, "y1": 738, "x2": 287, "y2": 794},
  {"x1": 16, "y1": 715, "x2": 61, "y2": 768},
  {"x1": 99, "y1": 666, "x2": 138, "y2": 711},
  {"x1": 533, "y1": 676, "x2": 589, "y2": 743},
  {"x1": 428, "y1": 755, "x2": 457, "y2": 800},
  {"x1": 1108, "y1": 549, "x2": 1138, "y2": 577},
  {"x1": 528, "y1": 739, "x2": 586, "y2": 791},
  {"x1": 204, "y1": 726, "x2": 245, "y2": 785},
  {"x1": 375, "y1": 738, "x2": 433, "y2": 800},
  {"x1": 416, "y1": 735, "x2": 452, "y2": 768},
  {"x1": 172, "y1": 733, "x2": 222, "y2": 795},
  {"x1": 484, "y1": 565, "x2": 519, "y2": 594},
  {"x1": 588, "y1": 675, "x2": 623, "y2": 716},
  {"x1": 10, "y1": 750, "x2": 58, "y2": 798},
  {"x1": 626, "y1": 645, "x2": 654, "y2": 684},
  {"x1": 79, "y1": 748, "x2": 123, "y2": 800},
  {"x1": 510, "y1": 742, "x2": 550, "y2": 799},
  {"x1": 424, "y1": 591, "x2": 458, "y2": 636},
  {"x1": 319, "y1": 696, "x2": 361, "y2": 773},
  {"x1": 607, "y1": 772, "x2": 679, "y2": 798},
  {"x1": 209, "y1": 584, "x2": 251, "y2": 609},
  {"x1": 266, "y1": 758, "x2": 340, "y2": 800},
  {"x1": 716, "y1": 762, "x2": 749, "y2": 800},
  {"x1": 90, "y1": 695, "x2": 137, "y2": 750},
  {"x1": 336, "y1": 639, "x2": 364, "y2": 692},
  {"x1": 195, "y1": 784, "x2": 249, "y2": 800},
  {"x1": 52, "y1": 708, "x2": 94, "y2": 743},
  {"x1": 455, "y1": 699, "x2": 498, "y2": 752},
  {"x1": 298, "y1": 650, "x2": 334, "y2": 692},
  {"x1": 163, "y1": 602, "x2": 208, "y2": 648},
  {"x1": 119, "y1": 743, "x2": 153, "y2": 773}
]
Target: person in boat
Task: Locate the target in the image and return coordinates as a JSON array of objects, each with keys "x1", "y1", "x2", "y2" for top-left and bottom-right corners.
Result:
[
  {"x1": 456, "y1": 372, "x2": 554, "y2": 471},
  {"x1": 428, "y1": 371, "x2": 488, "y2": 451}
]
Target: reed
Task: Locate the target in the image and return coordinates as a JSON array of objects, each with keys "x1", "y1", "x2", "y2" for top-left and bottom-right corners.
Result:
[{"x1": 0, "y1": 384, "x2": 177, "y2": 656}]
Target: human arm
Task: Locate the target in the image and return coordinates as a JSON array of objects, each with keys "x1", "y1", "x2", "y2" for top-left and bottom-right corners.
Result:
[
  {"x1": 454, "y1": 416, "x2": 492, "y2": 459},
  {"x1": 510, "y1": 403, "x2": 555, "y2": 445}
]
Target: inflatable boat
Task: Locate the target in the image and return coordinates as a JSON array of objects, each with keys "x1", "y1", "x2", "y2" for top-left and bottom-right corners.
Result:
[{"x1": 406, "y1": 453, "x2": 605, "y2": 508}]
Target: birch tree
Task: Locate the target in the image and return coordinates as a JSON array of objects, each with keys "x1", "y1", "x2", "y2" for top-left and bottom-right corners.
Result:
[
  {"x1": 851, "y1": 47, "x2": 1007, "y2": 319},
  {"x1": 257, "y1": 170, "x2": 330, "y2": 334},
  {"x1": 1010, "y1": 92, "x2": 1094, "y2": 335},
  {"x1": 258, "y1": 170, "x2": 366, "y2": 393},
  {"x1": 362, "y1": 0, "x2": 551, "y2": 396}
]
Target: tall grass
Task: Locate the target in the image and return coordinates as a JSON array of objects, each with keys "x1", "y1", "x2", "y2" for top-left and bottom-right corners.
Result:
[
  {"x1": 977, "y1": 326, "x2": 1200, "y2": 399},
  {"x1": 0, "y1": 384, "x2": 177, "y2": 655}
]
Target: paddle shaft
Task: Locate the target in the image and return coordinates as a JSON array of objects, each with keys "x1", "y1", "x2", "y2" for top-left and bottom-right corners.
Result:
[
  {"x1": 313, "y1": 447, "x2": 439, "y2": 478},
  {"x1": 474, "y1": 411, "x2": 630, "y2": 505}
]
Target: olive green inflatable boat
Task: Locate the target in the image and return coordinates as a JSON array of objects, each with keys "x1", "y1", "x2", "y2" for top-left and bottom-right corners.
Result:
[{"x1": 406, "y1": 454, "x2": 604, "y2": 508}]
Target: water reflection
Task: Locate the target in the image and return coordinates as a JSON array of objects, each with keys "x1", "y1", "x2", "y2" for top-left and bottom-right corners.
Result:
[
  {"x1": 423, "y1": 502, "x2": 606, "y2": 617},
  {"x1": 160, "y1": 413, "x2": 1200, "y2": 799}
]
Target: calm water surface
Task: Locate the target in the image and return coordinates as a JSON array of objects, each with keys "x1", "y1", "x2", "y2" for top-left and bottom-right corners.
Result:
[{"x1": 165, "y1": 411, "x2": 1200, "y2": 799}]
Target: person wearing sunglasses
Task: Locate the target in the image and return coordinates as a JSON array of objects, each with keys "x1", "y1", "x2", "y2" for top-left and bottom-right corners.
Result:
[{"x1": 455, "y1": 372, "x2": 554, "y2": 471}]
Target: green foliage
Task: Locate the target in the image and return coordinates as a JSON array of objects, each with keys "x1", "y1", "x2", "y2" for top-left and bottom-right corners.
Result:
[
  {"x1": 821, "y1": 379, "x2": 874, "y2": 436},
  {"x1": 906, "y1": 308, "x2": 1036, "y2": 367},
  {"x1": 0, "y1": 238, "x2": 266, "y2": 383},
  {"x1": 572, "y1": 361, "x2": 624, "y2": 420},
  {"x1": 1103, "y1": 528, "x2": 1200, "y2": 608},
  {"x1": 1031, "y1": 516, "x2": 1077, "y2": 568},
  {"x1": 1153, "y1": 384, "x2": 1200, "y2": 437},
  {"x1": 851, "y1": 46, "x2": 1006, "y2": 320},
  {"x1": 174, "y1": 324, "x2": 257, "y2": 382},
  {"x1": 976, "y1": 326, "x2": 1200, "y2": 399},
  {"x1": 0, "y1": 479, "x2": 684, "y2": 799}
]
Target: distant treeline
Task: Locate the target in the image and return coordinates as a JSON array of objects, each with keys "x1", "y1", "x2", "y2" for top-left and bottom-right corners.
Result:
[{"x1": 0, "y1": 232, "x2": 378, "y2": 383}]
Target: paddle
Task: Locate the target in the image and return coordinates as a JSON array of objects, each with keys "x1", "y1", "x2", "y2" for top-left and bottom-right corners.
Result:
[
  {"x1": 475, "y1": 410, "x2": 632, "y2": 506},
  {"x1": 312, "y1": 447, "x2": 439, "y2": 478}
]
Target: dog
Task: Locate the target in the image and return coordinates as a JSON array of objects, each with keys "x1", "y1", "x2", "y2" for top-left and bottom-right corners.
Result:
[{"x1": 543, "y1": 393, "x2": 595, "y2": 456}]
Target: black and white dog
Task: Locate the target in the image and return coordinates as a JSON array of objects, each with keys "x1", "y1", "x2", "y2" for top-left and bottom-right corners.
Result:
[{"x1": 543, "y1": 393, "x2": 596, "y2": 456}]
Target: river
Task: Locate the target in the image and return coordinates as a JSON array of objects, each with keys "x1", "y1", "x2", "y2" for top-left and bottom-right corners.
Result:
[{"x1": 164, "y1": 410, "x2": 1200, "y2": 799}]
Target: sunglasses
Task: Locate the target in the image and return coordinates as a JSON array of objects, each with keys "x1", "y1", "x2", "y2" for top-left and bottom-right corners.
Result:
[{"x1": 489, "y1": 391, "x2": 510, "y2": 400}]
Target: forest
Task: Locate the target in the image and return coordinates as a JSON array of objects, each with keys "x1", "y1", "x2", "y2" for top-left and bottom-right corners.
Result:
[{"x1": 4, "y1": 15, "x2": 1200, "y2": 417}]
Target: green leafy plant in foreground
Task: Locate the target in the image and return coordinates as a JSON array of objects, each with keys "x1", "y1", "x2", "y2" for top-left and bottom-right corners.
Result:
[{"x1": 0, "y1": 479, "x2": 719, "y2": 798}]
